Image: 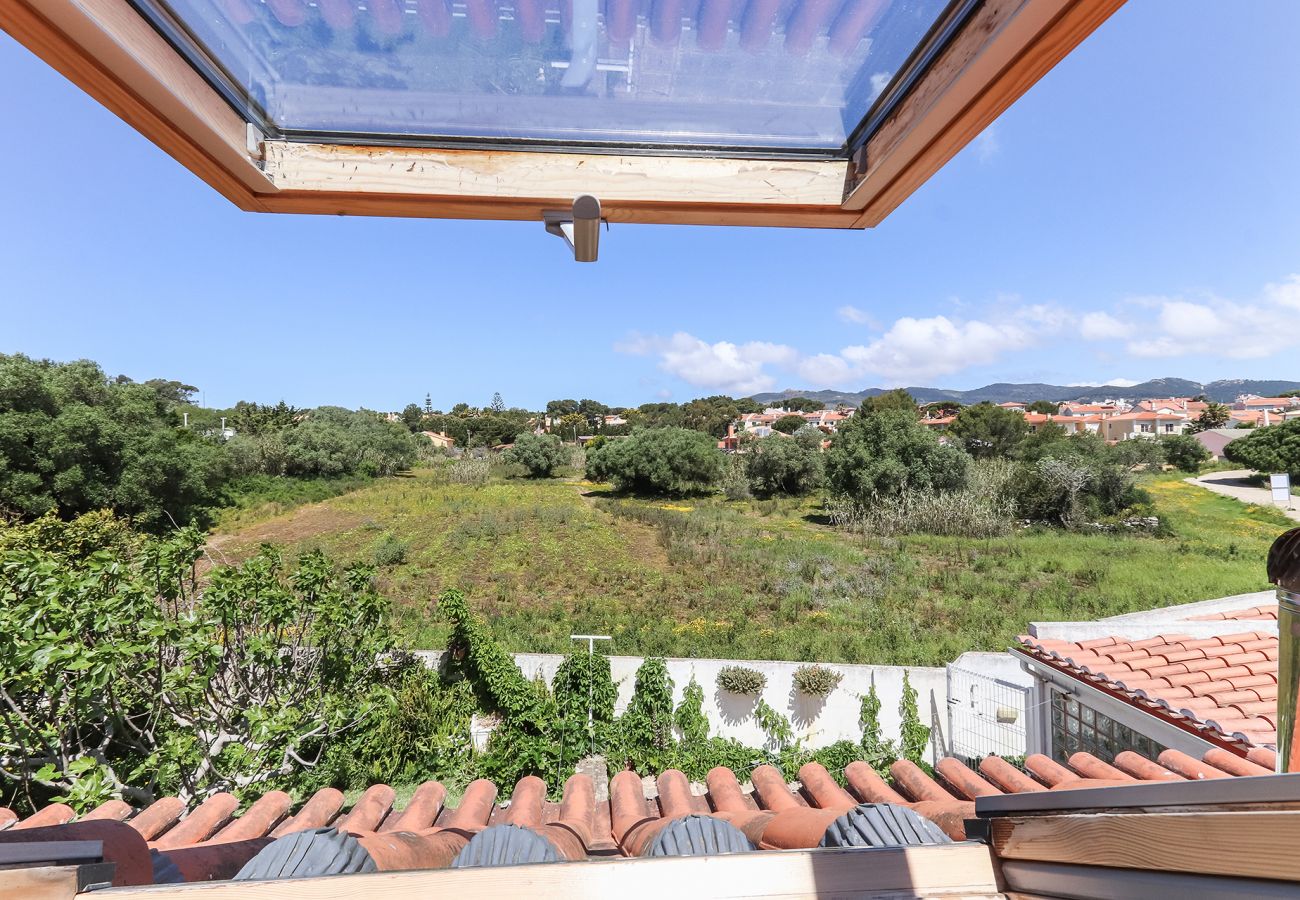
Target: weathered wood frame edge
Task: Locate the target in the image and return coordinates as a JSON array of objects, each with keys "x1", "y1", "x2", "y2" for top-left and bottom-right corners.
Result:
[{"x1": 2, "y1": 0, "x2": 1125, "y2": 228}]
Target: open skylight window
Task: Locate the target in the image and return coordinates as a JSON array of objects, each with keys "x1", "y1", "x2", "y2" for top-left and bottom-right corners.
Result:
[
  {"x1": 4, "y1": 0, "x2": 1125, "y2": 227},
  {"x1": 140, "y1": 0, "x2": 956, "y2": 151}
]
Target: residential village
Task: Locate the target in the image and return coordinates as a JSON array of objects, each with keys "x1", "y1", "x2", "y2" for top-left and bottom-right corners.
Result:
[{"x1": 724, "y1": 393, "x2": 1300, "y2": 458}]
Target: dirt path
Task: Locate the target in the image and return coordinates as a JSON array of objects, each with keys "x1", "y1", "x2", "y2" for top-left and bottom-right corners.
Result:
[
  {"x1": 570, "y1": 481, "x2": 674, "y2": 571},
  {"x1": 205, "y1": 503, "x2": 368, "y2": 566},
  {"x1": 1186, "y1": 469, "x2": 1300, "y2": 523}
]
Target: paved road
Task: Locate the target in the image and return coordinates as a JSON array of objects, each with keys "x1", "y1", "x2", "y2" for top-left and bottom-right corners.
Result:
[{"x1": 1186, "y1": 469, "x2": 1300, "y2": 522}]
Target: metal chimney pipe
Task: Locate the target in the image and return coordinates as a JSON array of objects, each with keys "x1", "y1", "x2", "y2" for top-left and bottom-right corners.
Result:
[{"x1": 1267, "y1": 527, "x2": 1300, "y2": 772}]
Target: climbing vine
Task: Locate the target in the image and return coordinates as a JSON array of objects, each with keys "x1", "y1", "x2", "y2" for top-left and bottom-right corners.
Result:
[
  {"x1": 673, "y1": 677, "x2": 710, "y2": 746},
  {"x1": 432, "y1": 589, "x2": 925, "y2": 795},
  {"x1": 620, "y1": 658, "x2": 676, "y2": 772},
  {"x1": 439, "y1": 589, "x2": 553, "y2": 728},
  {"x1": 899, "y1": 671, "x2": 931, "y2": 765}
]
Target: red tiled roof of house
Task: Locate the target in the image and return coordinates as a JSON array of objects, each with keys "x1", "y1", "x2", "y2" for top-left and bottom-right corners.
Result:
[
  {"x1": 1019, "y1": 632, "x2": 1279, "y2": 748},
  {"x1": 0, "y1": 746, "x2": 1277, "y2": 885},
  {"x1": 1105, "y1": 410, "x2": 1188, "y2": 421},
  {"x1": 1189, "y1": 603, "x2": 1279, "y2": 622}
]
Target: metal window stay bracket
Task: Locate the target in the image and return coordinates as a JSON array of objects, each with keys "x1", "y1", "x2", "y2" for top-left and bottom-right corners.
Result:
[
  {"x1": 543, "y1": 194, "x2": 606, "y2": 262},
  {"x1": 246, "y1": 123, "x2": 265, "y2": 161}
]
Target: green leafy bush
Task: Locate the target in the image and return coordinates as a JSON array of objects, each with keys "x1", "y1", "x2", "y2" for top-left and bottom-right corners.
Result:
[
  {"x1": 716, "y1": 665, "x2": 766, "y2": 696},
  {"x1": 372, "y1": 533, "x2": 408, "y2": 567},
  {"x1": 503, "y1": 432, "x2": 569, "y2": 478},
  {"x1": 0, "y1": 353, "x2": 227, "y2": 530},
  {"x1": 828, "y1": 459, "x2": 1015, "y2": 538},
  {"x1": 1160, "y1": 434, "x2": 1212, "y2": 473},
  {"x1": 745, "y1": 435, "x2": 824, "y2": 497},
  {"x1": 771, "y1": 414, "x2": 807, "y2": 434},
  {"x1": 948, "y1": 403, "x2": 1029, "y2": 459},
  {"x1": 825, "y1": 408, "x2": 971, "y2": 506},
  {"x1": 0, "y1": 516, "x2": 398, "y2": 811},
  {"x1": 792, "y1": 664, "x2": 842, "y2": 698},
  {"x1": 585, "y1": 428, "x2": 723, "y2": 495},
  {"x1": 1225, "y1": 419, "x2": 1300, "y2": 477}
]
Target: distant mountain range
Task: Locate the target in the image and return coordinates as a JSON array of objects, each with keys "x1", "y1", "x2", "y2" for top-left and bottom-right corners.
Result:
[{"x1": 750, "y1": 378, "x2": 1300, "y2": 407}]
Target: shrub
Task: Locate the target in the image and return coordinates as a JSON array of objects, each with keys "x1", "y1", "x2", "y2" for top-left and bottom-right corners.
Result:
[
  {"x1": 772, "y1": 414, "x2": 807, "y2": 434},
  {"x1": 372, "y1": 532, "x2": 408, "y2": 566},
  {"x1": 584, "y1": 428, "x2": 723, "y2": 495},
  {"x1": 503, "y1": 432, "x2": 568, "y2": 478},
  {"x1": 449, "y1": 456, "x2": 491, "y2": 485},
  {"x1": 1160, "y1": 434, "x2": 1212, "y2": 473},
  {"x1": 311, "y1": 662, "x2": 476, "y2": 791},
  {"x1": 0, "y1": 521, "x2": 398, "y2": 809},
  {"x1": 792, "y1": 664, "x2": 842, "y2": 698},
  {"x1": 716, "y1": 665, "x2": 766, "y2": 696},
  {"x1": 1225, "y1": 419, "x2": 1300, "y2": 477},
  {"x1": 720, "y1": 455, "x2": 753, "y2": 501},
  {"x1": 745, "y1": 435, "x2": 824, "y2": 497},
  {"x1": 948, "y1": 403, "x2": 1029, "y2": 459},
  {"x1": 828, "y1": 459, "x2": 1015, "y2": 538},
  {"x1": 0, "y1": 354, "x2": 228, "y2": 530},
  {"x1": 1012, "y1": 454, "x2": 1147, "y2": 526},
  {"x1": 825, "y1": 408, "x2": 970, "y2": 505}
]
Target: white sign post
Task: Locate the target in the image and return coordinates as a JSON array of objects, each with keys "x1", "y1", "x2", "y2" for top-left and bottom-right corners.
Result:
[{"x1": 1270, "y1": 473, "x2": 1292, "y2": 508}]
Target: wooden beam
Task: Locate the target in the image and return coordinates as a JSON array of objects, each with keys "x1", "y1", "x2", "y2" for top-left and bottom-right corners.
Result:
[
  {"x1": 259, "y1": 191, "x2": 864, "y2": 228},
  {"x1": 263, "y1": 141, "x2": 849, "y2": 204},
  {"x1": 843, "y1": 0, "x2": 1126, "y2": 225},
  {"x1": 75, "y1": 843, "x2": 1001, "y2": 898},
  {"x1": 0, "y1": 0, "x2": 273, "y2": 209},
  {"x1": 991, "y1": 810, "x2": 1300, "y2": 883},
  {"x1": 0, "y1": 865, "x2": 80, "y2": 900}
]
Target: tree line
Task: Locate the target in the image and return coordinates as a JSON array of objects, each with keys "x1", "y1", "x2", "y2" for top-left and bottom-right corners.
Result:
[{"x1": 0, "y1": 354, "x2": 419, "y2": 531}]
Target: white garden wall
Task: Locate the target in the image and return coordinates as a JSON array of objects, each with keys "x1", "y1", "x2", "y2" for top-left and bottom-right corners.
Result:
[{"x1": 417, "y1": 650, "x2": 948, "y2": 753}]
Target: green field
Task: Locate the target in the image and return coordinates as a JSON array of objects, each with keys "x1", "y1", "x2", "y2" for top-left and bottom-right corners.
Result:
[{"x1": 207, "y1": 470, "x2": 1290, "y2": 666}]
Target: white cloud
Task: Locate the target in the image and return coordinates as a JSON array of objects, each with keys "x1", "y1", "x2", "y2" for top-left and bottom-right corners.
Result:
[
  {"x1": 615, "y1": 275, "x2": 1300, "y2": 395},
  {"x1": 1070, "y1": 377, "x2": 1141, "y2": 387},
  {"x1": 615, "y1": 332, "x2": 796, "y2": 395},
  {"x1": 836, "y1": 305, "x2": 878, "y2": 327},
  {"x1": 618, "y1": 308, "x2": 1054, "y2": 393},
  {"x1": 974, "y1": 125, "x2": 1000, "y2": 163},
  {"x1": 840, "y1": 315, "x2": 1037, "y2": 383},
  {"x1": 1079, "y1": 311, "x2": 1129, "y2": 340},
  {"x1": 1124, "y1": 275, "x2": 1300, "y2": 359}
]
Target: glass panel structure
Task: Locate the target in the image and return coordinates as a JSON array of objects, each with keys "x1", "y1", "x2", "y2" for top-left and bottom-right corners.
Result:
[
  {"x1": 1050, "y1": 693, "x2": 1167, "y2": 765},
  {"x1": 137, "y1": 0, "x2": 953, "y2": 150}
]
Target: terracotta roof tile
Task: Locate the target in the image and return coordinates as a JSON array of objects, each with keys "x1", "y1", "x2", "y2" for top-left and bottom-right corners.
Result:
[
  {"x1": 1018, "y1": 630, "x2": 1279, "y2": 748},
  {"x1": 0, "y1": 745, "x2": 1282, "y2": 885}
]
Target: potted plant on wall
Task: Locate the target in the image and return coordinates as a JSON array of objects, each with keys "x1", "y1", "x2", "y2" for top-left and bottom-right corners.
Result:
[
  {"x1": 792, "y1": 664, "x2": 842, "y2": 698},
  {"x1": 716, "y1": 665, "x2": 766, "y2": 697}
]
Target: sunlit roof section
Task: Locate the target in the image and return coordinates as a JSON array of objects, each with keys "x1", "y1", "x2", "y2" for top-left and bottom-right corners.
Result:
[{"x1": 140, "y1": 0, "x2": 952, "y2": 151}]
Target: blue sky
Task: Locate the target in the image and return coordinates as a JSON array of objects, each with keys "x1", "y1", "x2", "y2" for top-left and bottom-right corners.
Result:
[{"x1": 2, "y1": 1, "x2": 1298, "y2": 411}]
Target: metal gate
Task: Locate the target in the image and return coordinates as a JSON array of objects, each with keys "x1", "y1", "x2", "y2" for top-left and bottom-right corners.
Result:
[{"x1": 947, "y1": 665, "x2": 1029, "y2": 763}]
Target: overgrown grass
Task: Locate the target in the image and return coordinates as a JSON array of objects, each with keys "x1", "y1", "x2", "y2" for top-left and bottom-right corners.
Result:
[
  {"x1": 214, "y1": 474, "x2": 375, "y2": 530},
  {"x1": 209, "y1": 471, "x2": 1287, "y2": 666}
]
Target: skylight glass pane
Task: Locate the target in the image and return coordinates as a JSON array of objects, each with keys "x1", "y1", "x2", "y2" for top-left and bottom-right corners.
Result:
[{"x1": 150, "y1": 0, "x2": 950, "y2": 150}]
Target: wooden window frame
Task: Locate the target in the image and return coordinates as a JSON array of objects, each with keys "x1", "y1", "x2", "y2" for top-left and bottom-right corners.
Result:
[{"x1": 1, "y1": 0, "x2": 1124, "y2": 228}]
